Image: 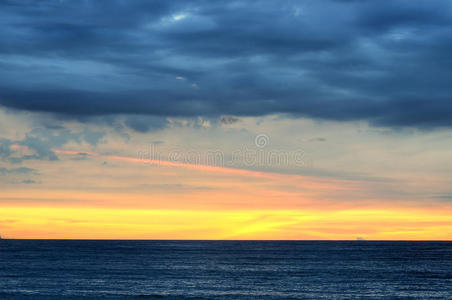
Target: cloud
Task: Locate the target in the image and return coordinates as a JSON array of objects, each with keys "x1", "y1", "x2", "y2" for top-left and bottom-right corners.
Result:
[
  {"x1": 123, "y1": 115, "x2": 169, "y2": 133},
  {"x1": 220, "y1": 116, "x2": 241, "y2": 125},
  {"x1": 1, "y1": 0, "x2": 452, "y2": 128},
  {"x1": 17, "y1": 128, "x2": 105, "y2": 161},
  {"x1": 0, "y1": 138, "x2": 12, "y2": 159},
  {"x1": 433, "y1": 194, "x2": 452, "y2": 201},
  {"x1": 0, "y1": 127, "x2": 105, "y2": 163},
  {"x1": 307, "y1": 138, "x2": 326, "y2": 143},
  {"x1": 0, "y1": 167, "x2": 37, "y2": 175},
  {"x1": 136, "y1": 183, "x2": 213, "y2": 191},
  {"x1": 22, "y1": 179, "x2": 37, "y2": 184}
]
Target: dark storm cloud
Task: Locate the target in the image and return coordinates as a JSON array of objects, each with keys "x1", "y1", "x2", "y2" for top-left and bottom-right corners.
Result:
[{"x1": 1, "y1": 0, "x2": 452, "y2": 128}]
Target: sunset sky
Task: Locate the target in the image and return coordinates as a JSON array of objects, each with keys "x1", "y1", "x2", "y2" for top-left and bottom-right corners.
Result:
[{"x1": 0, "y1": 0, "x2": 451, "y2": 240}]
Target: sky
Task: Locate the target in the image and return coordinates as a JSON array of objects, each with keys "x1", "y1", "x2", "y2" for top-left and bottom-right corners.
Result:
[{"x1": 0, "y1": 0, "x2": 451, "y2": 240}]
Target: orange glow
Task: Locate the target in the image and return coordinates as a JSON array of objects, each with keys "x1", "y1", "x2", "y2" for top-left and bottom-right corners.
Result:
[
  {"x1": 1, "y1": 205, "x2": 451, "y2": 240},
  {"x1": 1, "y1": 150, "x2": 450, "y2": 240},
  {"x1": 0, "y1": 150, "x2": 452, "y2": 240}
]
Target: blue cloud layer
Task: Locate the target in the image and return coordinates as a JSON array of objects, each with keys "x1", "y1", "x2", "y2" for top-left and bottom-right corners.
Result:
[{"x1": 1, "y1": 0, "x2": 452, "y2": 128}]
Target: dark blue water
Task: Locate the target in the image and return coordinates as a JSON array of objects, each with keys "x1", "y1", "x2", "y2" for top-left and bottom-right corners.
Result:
[{"x1": 0, "y1": 241, "x2": 451, "y2": 299}]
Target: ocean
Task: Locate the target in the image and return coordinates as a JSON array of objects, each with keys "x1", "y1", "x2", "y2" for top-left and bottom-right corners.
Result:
[{"x1": 0, "y1": 240, "x2": 451, "y2": 299}]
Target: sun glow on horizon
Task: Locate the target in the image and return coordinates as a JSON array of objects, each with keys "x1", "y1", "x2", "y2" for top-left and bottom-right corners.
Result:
[
  {"x1": 1, "y1": 204, "x2": 451, "y2": 240},
  {"x1": 1, "y1": 138, "x2": 452, "y2": 241}
]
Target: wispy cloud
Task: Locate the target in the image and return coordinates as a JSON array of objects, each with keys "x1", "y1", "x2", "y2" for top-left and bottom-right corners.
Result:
[{"x1": 0, "y1": 167, "x2": 37, "y2": 175}]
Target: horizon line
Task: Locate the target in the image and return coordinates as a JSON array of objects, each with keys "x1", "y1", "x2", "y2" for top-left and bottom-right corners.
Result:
[{"x1": 1, "y1": 238, "x2": 450, "y2": 242}]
